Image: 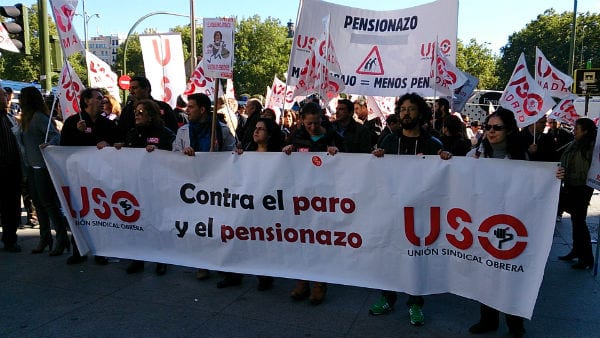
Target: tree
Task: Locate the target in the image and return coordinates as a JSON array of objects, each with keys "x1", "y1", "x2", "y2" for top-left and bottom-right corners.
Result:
[
  {"x1": 456, "y1": 38, "x2": 500, "y2": 90},
  {"x1": 234, "y1": 15, "x2": 292, "y2": 96},
  {"x1": 498, "y1": 9, "x2": 600, "y2": 87}
]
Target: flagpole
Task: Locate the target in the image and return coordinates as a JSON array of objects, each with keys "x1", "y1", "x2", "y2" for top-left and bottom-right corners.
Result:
[
  {"x1": 433, "y1": 37, "x2": 439, "y2": 130},
  {"x1": 210, "y1": 78, "x2": 221, "y2": 152},
  {"x1": 44, "y1": 95, "x2": 60, "y2": 144}
]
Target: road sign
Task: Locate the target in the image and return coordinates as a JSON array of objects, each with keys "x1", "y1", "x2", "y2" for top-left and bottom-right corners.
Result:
[
  {"x1": 573, "y1": 68, "x2": 600, "y2": 95},
  {"x1": 118, "y1": 75, "x2": 131, "y2": 90}
]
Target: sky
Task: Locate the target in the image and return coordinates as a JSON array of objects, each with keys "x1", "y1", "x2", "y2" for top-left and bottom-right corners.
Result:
[{"x1": 23, "y1": 0, "x2": 600, "y2": 54}]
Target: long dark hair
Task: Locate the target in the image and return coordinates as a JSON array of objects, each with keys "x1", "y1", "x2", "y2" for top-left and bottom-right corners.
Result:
[
  {"x1": 135, "y1": 99, "x2": 165, "y2": 129},
  {"x1": 575, "y1": 117, "x2": 597, "y2": 151},
  {"x1": 20, "y1": 86, "x2": 50, "y2": 131},
  {"x1": 481, "y1": 107, "x2": 526, "y2": 160},
  {"x1": 248, "y1": 117, "x2": 282, "y2": 152}
]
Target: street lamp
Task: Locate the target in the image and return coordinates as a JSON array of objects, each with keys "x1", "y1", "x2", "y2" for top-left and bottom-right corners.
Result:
[
  {"x1": 580, "y1": 25, "x2": 587, "y2": 68},
  {"x1": 77, "y1": 12, "x2": 99, "y2": 50},
  {"x1": 76, "y1": 0, "x2": 99, "y2": 50}
]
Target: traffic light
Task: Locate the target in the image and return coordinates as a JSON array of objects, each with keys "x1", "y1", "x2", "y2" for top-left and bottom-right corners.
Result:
[{"x1": 0, "y1": 4, "x2": 30, "y2": 55}]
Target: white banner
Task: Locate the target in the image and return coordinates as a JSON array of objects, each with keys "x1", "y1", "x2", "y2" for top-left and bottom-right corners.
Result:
[
  {"x1": 139, "y1": 33, "x2": 186, "y2": 108},
  {"x1": 50, "y1": 0, "x2": 84, "y2": 58},
  {"x1": 86, "y1": 51, "x2": 121, "y2": 103},
  {"x1": 57, "y1": 61, "x2": 84, "y2": 119},
  {"x1": 288, "y1": 0, "x2": 458, "y2": 97},
  {"x1": 588, "y1": 126, "x2": 600, "y2": 190},
  {"x1": 203, "y1": 18, "x2": 235, "y2": 79},
  {"x1": 42, "y1": 147, "x2": 560, "y2": 319}
]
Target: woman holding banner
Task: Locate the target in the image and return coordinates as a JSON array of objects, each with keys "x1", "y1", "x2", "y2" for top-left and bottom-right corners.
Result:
[
  {"x1": 218, "y1": 117, "x2": 282, "y2": 290},
  {"x1": 466, "y1": 108, "x2": 526, "y2": 338},
  {"x1": 556, "y1": 117, "x2": 597, "y2": 270},
  {"x1": 116, "y1": 99, "x2": 175, "y2": 276}
]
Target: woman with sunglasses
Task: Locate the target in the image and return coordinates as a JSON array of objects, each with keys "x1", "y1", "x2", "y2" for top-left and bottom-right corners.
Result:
[{"x1": 466, "y1": 108, "x2": 527, "y2": 338}]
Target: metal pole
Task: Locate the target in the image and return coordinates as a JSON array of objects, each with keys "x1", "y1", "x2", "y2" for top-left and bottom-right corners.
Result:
[
  {"x1": 123, "y1": 11, "x2": 190, "y2": 77},
  {"x1": 190, "y1": 0, "x2": 197, "y2": 76},
  {"x1": 38, "y1": 0, "x2": 51, "y2": 92},
  {"x1": 82, "y1": 0, "x2": 88, "y2": 50},
  {"x1": 568, "y1": 0, "x2": 578, "y2": 78}
]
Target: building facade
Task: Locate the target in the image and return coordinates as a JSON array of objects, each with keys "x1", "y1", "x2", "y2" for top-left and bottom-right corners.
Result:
[{"x1": 88, "y1": 34, "x2": 125, "y2": 67}]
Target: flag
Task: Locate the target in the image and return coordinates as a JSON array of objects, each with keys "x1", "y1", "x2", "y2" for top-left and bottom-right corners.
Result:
[
  {"x1": 49, "y1": 0, "x2": 84, "y2": 58},
  {"x1": 548, "y1": 94, "x2": 581, "y2": 126},
  {"x1": 430, "y1": 44, "x2": 467, "y2": 94},
  {"x1": 184, "y1": 59, "x2": 223, "y2": 98},
  {"x1": 225, "y1": 78, "x2": 236, "y2": 99},
  {"x1": 535, "y1": 47, "x2": 573, "y2": 99},
  {"x1": 0, "y1": 24, "x2": 19, "y2": 53},
  {"x1": 293, "y1": 15, "x2": 345, "y2": 104},
  {"x1": 367, "y1": 96, "x2": 395, "y2": 122},
  {"x1": 139, "y1": 33, "x2": 186, "y2": 108},
  {"x1": 499, "y1": 53, "x2": 555, "y2": 128},
  {"x1": 57, "y1": 61, "x2": 84, "y2": 119},
  {"x1": 265, "y1": 76, "x2": 287, "y2": 110},
  {"x1": 86, "y1": 51, "x2": 120, "y2": 103}
]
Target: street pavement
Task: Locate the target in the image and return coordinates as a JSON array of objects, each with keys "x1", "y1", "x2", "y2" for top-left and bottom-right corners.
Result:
[{"x1": 1, "y1": 193, "x2": 600, "y2": 338}]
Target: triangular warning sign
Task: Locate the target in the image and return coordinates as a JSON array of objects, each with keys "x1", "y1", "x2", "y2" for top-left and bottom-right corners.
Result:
[{"x1": 356, "y1": 46, "x2": 384, "y2": 75}]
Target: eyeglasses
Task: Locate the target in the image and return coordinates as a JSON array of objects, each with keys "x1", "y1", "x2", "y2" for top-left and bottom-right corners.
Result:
[
  {"x1": 255, "y1": 127, "x2": 266, "y2": 132},
  {"x1": 101, "y1": 100, "x2": 108, "y2": 104},
  {"x1": 484, "y1": 124, "x2": 506, "y2": 131}
]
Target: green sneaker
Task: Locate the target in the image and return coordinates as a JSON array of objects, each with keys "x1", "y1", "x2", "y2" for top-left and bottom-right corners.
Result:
[
  {"x1": 369, "y1": 296, "x2": 393, "y2": 315},
  {"x1": 409, "y1": 304, "x2": 424, "y2": 326}
]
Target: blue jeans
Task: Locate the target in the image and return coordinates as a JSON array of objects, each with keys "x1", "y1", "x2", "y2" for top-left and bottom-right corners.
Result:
[{"x1": 29, "y1": 167, "x2": 68, "y2": 245}]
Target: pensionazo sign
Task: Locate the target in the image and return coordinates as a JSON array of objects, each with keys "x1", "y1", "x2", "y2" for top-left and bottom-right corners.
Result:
[{"x1": 288, "y1": 0, "x2": 459, "y2": 97}]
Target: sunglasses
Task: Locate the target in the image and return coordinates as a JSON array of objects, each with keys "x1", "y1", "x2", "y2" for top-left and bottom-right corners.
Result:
[{"x1": 484, "y1": 124, "x2": 505, "y2": 131}]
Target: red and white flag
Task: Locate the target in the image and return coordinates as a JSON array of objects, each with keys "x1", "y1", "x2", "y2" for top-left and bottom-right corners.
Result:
[
  {"x1": 184, "y1": 59, "x2": 223, "y2": 98},
  {"x1": 57, "y1": 61, "x2": 84, "y2": 119},
  {"x1": 225, "y1": 78, "x2": 235, "y2": 99},
  {"x1": 49, "y1": 0, "x2": 84, "y2": 58},
  {"x1": 0, "y1": 24, "x2": 19, "y2": 53},
  {"x1": 293, "y1": 15, "x2": 345, "y2": 104},
  {"x1": 499, "y1": 53, "x2": 555, "y2": 128},
  {"x1": 265, "y1": 76, "x2": 288, "y2": 110},
  {"x1": 548, "y1": 94, "x2": 581, "y2": 126},
  {"x1": 366, "y1": 96, "x2": 395, "y2": 123},
  {"x1": 86, "y1": 51, "x2": 120, "y2": 103},
  {"x1": 430, "y1": 44, "x2": 467, "y2": 94},
  {"x1": 535, "y1": 47, "x2": 573, "y2": 99}
]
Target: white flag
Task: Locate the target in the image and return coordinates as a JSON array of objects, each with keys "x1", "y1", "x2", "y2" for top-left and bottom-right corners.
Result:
[
  {"x1": 266, "y1": 76, "x2": 287, "y2": 110},
  {"x1": 430, "y1": 44, "x2": 467, "y2": 94},
  {"x1": 499, "y1": 53, "x2": 555, "y2": 128},
  {"x1": 548, "y1": 94, "x2": 581, "y2": 126},
  {"x1": 294, "y1": 15, "x2": 345, "y2": 104},
  {"x1": 86, "y1": 51, "x2": 120, "y2": 103},
  {"x1": 57, "y1": 61, "x2": 84, "y2": 119},
  {"x1": 184, "y1": 59, "x2": 223, "y2": 98},
  {"x1": 139, "y1": 33, "x2": 186, "y2": 108},
  {"x1": 535, "y1": 47, "x2": 573, "y2": 99},
  {"x1": 49, "y1": 0, "x2": 84, "y2": 58}
]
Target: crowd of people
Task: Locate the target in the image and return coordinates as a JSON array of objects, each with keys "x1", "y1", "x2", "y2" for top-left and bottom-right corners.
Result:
[{"x1": 0, "y1": 77, "x2": 595, "y2": 338}]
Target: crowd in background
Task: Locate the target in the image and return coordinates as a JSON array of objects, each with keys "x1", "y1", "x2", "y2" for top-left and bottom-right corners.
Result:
[{"x1": 0, "y1": 78, "x2": 595, "y2": 338}]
